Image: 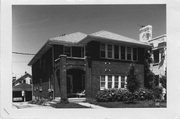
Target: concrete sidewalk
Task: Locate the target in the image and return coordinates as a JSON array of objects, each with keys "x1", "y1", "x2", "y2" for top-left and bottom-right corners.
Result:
[
  {"x1": 12, "y1": 98, "x2": 106, "y2": 109},
  {"x1": 12, "y1": 102, "x2": 54, "y2": 109}
]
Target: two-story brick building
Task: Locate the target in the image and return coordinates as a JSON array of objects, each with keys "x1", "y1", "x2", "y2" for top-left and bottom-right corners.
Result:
[{"x1": 28, "y1": 30, "x2": 150, "y2": 102}]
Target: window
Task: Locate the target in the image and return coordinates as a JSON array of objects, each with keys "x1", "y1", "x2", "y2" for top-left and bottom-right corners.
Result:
[
  {"x1": 107, "y1": 44, "x2": 113, "y2": 58},
  {"x1": 133, "y1": 48, "x2": 138, "y2": 61},
  {"x1": 64, "y1": 46, "x2": 71, "y2": 57},
  {"x1": 100, "y1": 75, "x2": 127, "y2": 90},
  {"x1": 99, "y1": 43, "x2": 138, "y2": 61},
  {"x1": 121, "y1": 46, "x2": 126, "y2": 60},
  {"x1": 114, "y1": 45, "x2": 119, "y2": 59},
  {"x1": 108, "y1": 75, "x2": 112, "y2": 88},
  {"x1": 114, "y1": 76, "x2": 119, "y2": 88},
  {"x1": 127, "y1": 47, "x2": 132, "y2": 60},
  {"x1": 100, "y1": 43, "x2": 106, "y2": 58},
  {"x1": 121, "y1": 76, "x2": 125, "y2": 88},
  {"x1": 100, "y1": 75, "x2": 106, "y2": 90},
  {"x1": 72, "y1": 47, "x2": 82, "y2": 57},
  {"x1": 153, "y1": 50, "x2": 159, "y2": 63}
]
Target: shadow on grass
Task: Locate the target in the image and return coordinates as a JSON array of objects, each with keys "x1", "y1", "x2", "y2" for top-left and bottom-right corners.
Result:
[
  {"x1": 88, "y1": 100, "x2": 166, "y2": 108},
  {"x1": 51, "y1": 102, "x2": 90, "y2": 108}
]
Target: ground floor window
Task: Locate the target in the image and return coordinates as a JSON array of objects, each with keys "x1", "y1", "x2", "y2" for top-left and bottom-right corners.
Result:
[{"x1": 100, "y1": 75, "x2": 127, "y2": 90}]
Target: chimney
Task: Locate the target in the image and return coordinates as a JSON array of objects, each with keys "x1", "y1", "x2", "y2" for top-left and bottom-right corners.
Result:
[{"x1": 139, "y1": 25, "x2": 152, "y2": 42}]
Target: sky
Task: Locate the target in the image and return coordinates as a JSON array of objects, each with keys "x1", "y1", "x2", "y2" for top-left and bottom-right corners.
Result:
[{"x1": 12, "y1": 5, "x2": 166, "y2": 78}]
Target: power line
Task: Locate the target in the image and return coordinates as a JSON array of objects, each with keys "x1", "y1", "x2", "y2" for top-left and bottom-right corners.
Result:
[{"x1": 12, "y1": 52, "x2": 35, "y2": 55}]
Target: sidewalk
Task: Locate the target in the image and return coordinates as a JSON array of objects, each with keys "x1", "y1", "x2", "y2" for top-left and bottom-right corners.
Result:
[
  {"x1": 12, "y1": 98, "x2": 106, "y2": 109},
  {"x1": 12, "y1": 102, "x2": 54, "y2": 109}
]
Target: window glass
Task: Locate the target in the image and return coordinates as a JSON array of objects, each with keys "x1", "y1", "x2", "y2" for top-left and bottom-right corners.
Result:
[
  {"x1": 108, "y1": 75, "x2": 112, "y2": 88},
  {"x1": 133, "y1": 48, "x2": 137, "y2": 60},
  {"x1": 100, "y1": 43, "x2": 106, "y2": 58},
  {"x1": 121, "y1": 46, "x2": 125, "y2": 60},
  {"x1": 121, "y1": 76, "x2": 125, "y2": 88},
  {"x1": 64, "y1": 46, "x2": 71, "y2": 57},
  {"x1": 100, "y1": 75, "x2": 105, "y2": 89},
  {"x1": 107, "y1": 44, "x2": 113, "y2": 58},
  {"x1": 72, "y1": 46, "x2": 82, "y2": 57},
  {"x1": 127, "y1": 47, "x2": 132, "y2": 60},
  {"x1": 114, "y1": 76, "x2": 119, "y2": 88},
  {"x1": 114, "y1": 45, "x2": 119, "y2": 59}
]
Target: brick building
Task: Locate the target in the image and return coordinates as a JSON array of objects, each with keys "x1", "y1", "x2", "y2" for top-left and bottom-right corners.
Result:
[{"x1": 28, "y1": 30, "x2": 150, "y2": 102}]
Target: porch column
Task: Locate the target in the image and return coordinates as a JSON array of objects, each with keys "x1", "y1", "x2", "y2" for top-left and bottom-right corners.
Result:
[{"x1": 59, "y1": 55, "x2": 68, "y2": 103}]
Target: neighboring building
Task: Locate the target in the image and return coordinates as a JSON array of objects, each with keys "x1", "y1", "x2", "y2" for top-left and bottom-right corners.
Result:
[
  {"x1": 28, "y1": 30, "x2": 150, "y2": 101},
  {"x1": 12, "y1": 72, "x2": 32, "y2": 102},
  {"x1": 139, "y1": 25, "x2": 167, "y2": 85}
]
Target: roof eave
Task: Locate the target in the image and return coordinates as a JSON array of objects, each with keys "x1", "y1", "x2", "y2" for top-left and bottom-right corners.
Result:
[
  {"x1": 80, "y1": 35, "x2": 151, "y2": 48},
  {"x1": 28, "y1": 41, "x2": 52, "y2": 66}
]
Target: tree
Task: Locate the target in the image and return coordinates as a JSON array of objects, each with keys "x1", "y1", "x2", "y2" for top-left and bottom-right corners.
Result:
[
  {"x1": 144, "y1": 49, "x2": 156, "y2": 89},
  {"x1": 126, "y1": 63, "x2": 140, "y2": 93}
]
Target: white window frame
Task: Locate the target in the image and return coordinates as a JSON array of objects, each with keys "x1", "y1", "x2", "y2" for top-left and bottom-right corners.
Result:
[
  {"x1": 107, "y1": 44, "x2": 114, "y2": 59},
  {"x1": 100, "y1": 75, "x2": 127, "y2": 90},
  {"x1": 100, "y1": 75, "x2": 106, "y2": 90}
]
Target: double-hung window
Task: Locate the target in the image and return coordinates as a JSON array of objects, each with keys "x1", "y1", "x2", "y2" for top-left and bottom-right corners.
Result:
[
  {"x1": 121, "y1": 46, "x2": 126, "y2": 60},
  {"x1": 64, "y1": 46, "x2": 71, "y2": 57},
  {"x1": 133, "y1": 48, "x2": 138, "y2": 61},
  {"x1": 107, "y1": 75, "x2": 112, "y2": 88},
  {"x1": 100, "y1": 43, "x2": 106, "y2": 58},
  {"x1": 100, "y1": 75, "x2": 106, "y2": 90},
  {"x1": 127, "y1": 47, "x2": 132, "y2": 60},
  {"x1": 114, "y1": 45, "x2": 119, "y2": 59},
  {"x1": 107, "y1": 44, "x2": 113, "y2": 58},
  {"x1": 121, "y1": 76, "x2": 125, "y2": 88},
  {"x1": 114, "y1": 76, "x2": 119, "y2": 88}
]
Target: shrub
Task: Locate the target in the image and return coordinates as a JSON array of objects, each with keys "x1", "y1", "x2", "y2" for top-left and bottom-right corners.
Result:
[
  {"x1": 127, "y1": 64, "x2": 140, "y2": 93},
  {"x1": 134, "y1": 88, "x2": 154, "y2": 101},
  {"x1": 153, "y1": 86, "x2": 163, "y2": 100},
  {"x1": 96, "y1": 89, "x2": 132, "y2": 102}
]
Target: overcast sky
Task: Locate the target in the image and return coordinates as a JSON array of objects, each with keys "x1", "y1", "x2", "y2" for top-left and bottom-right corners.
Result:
[{"x1": 12, "y1": 5, "x2": 166, "y2": 77}]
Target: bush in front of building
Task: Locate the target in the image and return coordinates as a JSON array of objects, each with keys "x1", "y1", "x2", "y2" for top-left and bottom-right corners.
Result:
[
  {"x1": 126, "y1": 63, "x2": 140, "y2": 93},
  {"x1": 134, "y1": 88, "x2": 154, "y2": 101},
  {"x1": 95, "y1": 88, "x2": 154, "y2": 103}
]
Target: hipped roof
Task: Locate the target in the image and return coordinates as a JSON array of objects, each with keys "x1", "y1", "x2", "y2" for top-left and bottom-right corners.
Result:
[{"x1": 28, "y1": 30, "x2": 151, "y2": 66}]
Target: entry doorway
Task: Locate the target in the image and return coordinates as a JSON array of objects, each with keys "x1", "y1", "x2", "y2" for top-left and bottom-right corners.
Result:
[{"x1": 67, "y1": 68, "x2": 85, "y2": 97}]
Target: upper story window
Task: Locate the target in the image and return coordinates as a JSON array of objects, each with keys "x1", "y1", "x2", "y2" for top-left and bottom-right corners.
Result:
[
  {"x1": 100, "y1": 43, "x2": 138, "y2": 61},
  {"x1": 64, "y1": 46, "x2": 71, "y2": 57},
  {"x1": 127, "y1": 47, "x2": 132, "y2": 60},
  {"x1": 100, "y1": 43, "x2": 106, "y2": 58},
  {"x1": 114, "y1": 45, "x2": 119, "y2": 59},
  {"x1": 133, "y1": 48, "x2": 138, "y2": 61},
  {"x1": 107, "y1": 44, "x2": 113, "y2": 58},
  {"x1": 64, "y1": 46, "x2": 84, "y2": 58},
  {"x1": 121, "y1": 46, "x2": 126, "y2": 60}
]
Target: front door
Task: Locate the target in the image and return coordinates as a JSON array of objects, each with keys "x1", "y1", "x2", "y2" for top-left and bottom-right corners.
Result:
[{"x1": 67, "y1": 75, "x2": 73, "y2": 94}]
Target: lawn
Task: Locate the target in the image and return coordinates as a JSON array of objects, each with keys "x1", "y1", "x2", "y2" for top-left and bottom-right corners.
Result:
[
  {"x1": 88, "y1": 100, "x2": 166, "y2": 108},
  {"x1": 50, "y1": 102, "x2": 90, "y2": 108}
]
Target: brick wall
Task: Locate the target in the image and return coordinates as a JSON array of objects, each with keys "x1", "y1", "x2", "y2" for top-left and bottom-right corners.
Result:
[{"x1": 89, "y1": 60, "x2": 144, "y2": 98}]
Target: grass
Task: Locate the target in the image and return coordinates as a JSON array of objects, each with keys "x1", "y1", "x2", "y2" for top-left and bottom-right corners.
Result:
[
  {"x1": 88, "y1": 100, "x2": 167, "y2": 108},
  {"x1": 50, "y1": 102, "x2": 90, "y2": 108}
]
